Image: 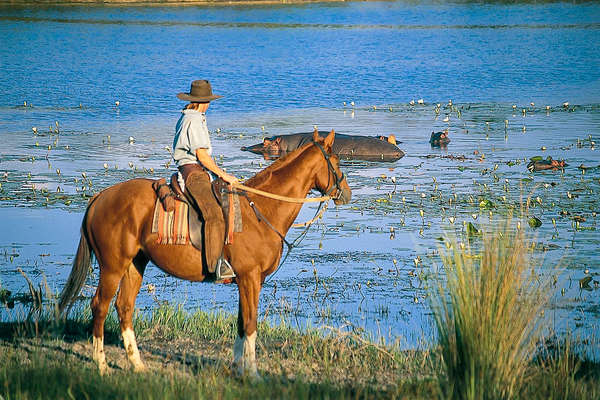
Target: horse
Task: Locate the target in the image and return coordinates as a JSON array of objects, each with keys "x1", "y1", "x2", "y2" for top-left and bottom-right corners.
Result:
[{"x1": 58, "y1": 129, "x2": 351, "y2": 378}]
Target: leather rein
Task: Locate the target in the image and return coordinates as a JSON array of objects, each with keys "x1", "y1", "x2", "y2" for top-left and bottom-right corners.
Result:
[
  {"x1": 229, "y1": 142, "x2": 345, "y2": 204},
  {"x1": 230, "y1": 141, "x2": 347, "y2": 280}
]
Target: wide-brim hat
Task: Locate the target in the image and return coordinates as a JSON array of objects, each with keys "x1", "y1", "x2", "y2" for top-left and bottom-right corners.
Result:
[{"x1": 177, "y1": 80, "x2": 223, "y2": 102}]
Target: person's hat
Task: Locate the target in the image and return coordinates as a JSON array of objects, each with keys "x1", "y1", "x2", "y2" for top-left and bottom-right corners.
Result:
[{"x1": 177, "y1": 80, "x2": 223, "y2": 102}]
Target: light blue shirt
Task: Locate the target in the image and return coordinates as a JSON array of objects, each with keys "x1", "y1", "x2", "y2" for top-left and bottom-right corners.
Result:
[{"x1": 173, "y1": 109, "x2": 212, "y2": 168}]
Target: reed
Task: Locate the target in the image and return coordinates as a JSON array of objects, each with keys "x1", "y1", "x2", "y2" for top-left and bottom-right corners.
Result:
[{"x1": 430, "y1": 218, "x2": 554, "y2": 400}]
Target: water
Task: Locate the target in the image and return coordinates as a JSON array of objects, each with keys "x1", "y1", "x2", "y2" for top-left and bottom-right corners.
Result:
[{"x1": 1, "y1": 2, "x2": 599, "y2": 355}]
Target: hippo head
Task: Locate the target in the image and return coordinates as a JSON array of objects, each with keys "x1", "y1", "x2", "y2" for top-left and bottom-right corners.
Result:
[
  {"x1": 430, "y1": 131, "x2": 450, "y2": 147},
  {"x1": 262, "y1": 137, "x2": 283, "y2": 154},
  {"x1": 241, "y1": 136, "x2": 284, "y2": 160},
  {"x1": 376, "y1": 135, "x2": 397, "y2": 145}
]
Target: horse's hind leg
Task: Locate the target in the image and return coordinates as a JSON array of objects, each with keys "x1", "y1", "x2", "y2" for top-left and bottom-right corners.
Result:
[
  {"x1": 115, "y1": 254, "x2": 148, "y2": 372},
  {"x1": 91, "y1": 266, "x2": 124, "y2": 375}
]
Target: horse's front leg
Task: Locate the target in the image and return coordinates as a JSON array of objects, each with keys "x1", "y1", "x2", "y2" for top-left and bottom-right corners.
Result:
[{"x1": 234, "y1": 272, "x2": 261, "y2": 379}]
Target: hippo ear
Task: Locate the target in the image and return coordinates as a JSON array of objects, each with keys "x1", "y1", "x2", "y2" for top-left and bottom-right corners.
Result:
[
  {"x1": 312, "y1": 127, "x2": 320, "y2": 142},
  {"x1": 323, "y1": 129, "x2": 335, "y2": 152}
]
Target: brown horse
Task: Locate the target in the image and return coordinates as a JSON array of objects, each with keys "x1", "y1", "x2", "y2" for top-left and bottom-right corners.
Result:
[{"x1": 58, "y1": 129, "x2": 351, "y2": 377}]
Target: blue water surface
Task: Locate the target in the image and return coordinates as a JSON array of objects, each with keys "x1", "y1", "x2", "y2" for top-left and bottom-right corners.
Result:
[
  {"x1": 1, "y1": 1, "x2": 599, "y2": 354},
  {"x1": 1, "y1": 1, "x2": 599, "y2": 119}
]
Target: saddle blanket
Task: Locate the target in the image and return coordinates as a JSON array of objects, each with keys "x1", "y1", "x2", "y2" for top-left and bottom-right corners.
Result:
[{"x1": 151, "y1": 198, "x2": 189, "y2": 245}]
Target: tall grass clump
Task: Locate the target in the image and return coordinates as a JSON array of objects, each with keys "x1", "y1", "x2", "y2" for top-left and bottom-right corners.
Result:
[{"x1": 430, "y1": 219, "x2": 555, "y2": 400}]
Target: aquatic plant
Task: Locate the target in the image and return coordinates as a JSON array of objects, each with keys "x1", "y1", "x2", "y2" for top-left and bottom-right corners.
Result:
[{"x1": 430, "y1": 219, "x2": 555, "y2": 400}]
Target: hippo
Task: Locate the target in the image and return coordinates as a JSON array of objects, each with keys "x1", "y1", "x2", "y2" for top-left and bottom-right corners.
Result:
[
  {"x1": 241, "y1": 130, "x2": 404, "y2": 162},
  {"x1": 430, "y1": 131, "x2": 450, "y2": 147},
  {"x1": 527, "y1": 157, "x2": 568, "y2": 172}
]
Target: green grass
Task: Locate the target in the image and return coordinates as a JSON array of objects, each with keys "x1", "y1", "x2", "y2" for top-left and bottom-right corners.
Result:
[
  {"x1": 0, "y1": 268, "x2": 598, "y2": 399},
  {"x1": 428, "y1": 218, "x2": 600, "y2": 400},
  {"x1": 0, "y1": 303, "x2": 438, "y2": 399}
]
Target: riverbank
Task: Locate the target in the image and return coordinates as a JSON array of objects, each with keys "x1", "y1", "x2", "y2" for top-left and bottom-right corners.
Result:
[
  {"x1": 2, "y1": 0, "x2": 348, "y2": 6},
  {"x1": 1, "y1": 304, "x2": 598, "y2": 399},
  {"x1": 1, "y1": 304, "x2": 437, "y2": 399},
  {"x1": 2, "y1": 0, "x2": 594, "y2": 5}
]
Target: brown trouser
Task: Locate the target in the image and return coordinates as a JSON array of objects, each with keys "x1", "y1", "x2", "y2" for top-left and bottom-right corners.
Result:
[{"x1": 179, "y1": 164, "x2": 225, "y2": 273}]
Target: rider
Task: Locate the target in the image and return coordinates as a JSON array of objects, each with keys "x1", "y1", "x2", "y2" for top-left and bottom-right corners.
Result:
[{"x1": 173, "y1": 80, "x2": 237, "y2": 280}]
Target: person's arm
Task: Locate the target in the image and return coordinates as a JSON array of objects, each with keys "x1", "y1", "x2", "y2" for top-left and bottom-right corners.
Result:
[{"x1": 195, "y1": 148, "x2": 238, "y2": 184}]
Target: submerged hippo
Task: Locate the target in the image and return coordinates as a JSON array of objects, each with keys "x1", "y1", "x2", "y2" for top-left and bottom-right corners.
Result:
[
  {"x1": 430, "y1": 131, "x2": 450, "y2": 147},
  {"x1": 242, "y1": 130, "x2": 404, "y2": 162},
  {"x1": 527, "y1": 157, "x2": 568, "y2": 172}
]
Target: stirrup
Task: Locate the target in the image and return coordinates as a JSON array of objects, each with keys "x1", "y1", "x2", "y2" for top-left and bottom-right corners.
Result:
[{"x1": 216, "y1": 257, "x2": 236, "y2": 280}]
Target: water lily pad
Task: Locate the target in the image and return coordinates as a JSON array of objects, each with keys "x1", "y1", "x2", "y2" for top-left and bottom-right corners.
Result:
[
  {"x1": 467, "y1": 222, "x2": 480, "y2": 237},
  {"x1": 479, "y1": 199, "x2": 494, "y2": 209},
  {"x1": 579, "y1": 276, "x2": 592, "y2": 290},
  {"x1": 0, "y1": 288, "x2": 11, "y2": 302},
  {"x1": 528, "y1": 216, "x2": 542, "y2": 228}
]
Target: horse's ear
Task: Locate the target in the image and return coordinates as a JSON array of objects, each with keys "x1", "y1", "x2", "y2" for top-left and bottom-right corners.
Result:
[
  {"x1": 312, "y1": 127, "x2": 319, "y2": 142},
  {"x1": 324, "y1": 129, "x2": 335, "y2": 152}
]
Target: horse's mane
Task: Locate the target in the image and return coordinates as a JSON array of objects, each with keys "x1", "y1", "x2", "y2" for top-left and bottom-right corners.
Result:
[{"x1": 244, "y1": 141, "x2": 315, "y2": 188}]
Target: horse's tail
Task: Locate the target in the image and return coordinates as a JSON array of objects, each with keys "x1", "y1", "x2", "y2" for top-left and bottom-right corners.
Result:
[{"x1": 58, "y1": 198, "x2": 96, "y2": 316}]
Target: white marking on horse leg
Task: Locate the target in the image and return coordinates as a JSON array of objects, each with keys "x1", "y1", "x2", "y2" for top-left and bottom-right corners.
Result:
[
  {"x1": 233, "y1": 331, "x2": 258, "y2": 378},
  {"x1": 245, "y1": 331, "x2": 257, "y2": 376},
  {"x1": 122, "y1": 328, "x2": 145, "y2": 372},
  {"x1": 93, "y1": 335, "x2": 109, "y2": 375}
]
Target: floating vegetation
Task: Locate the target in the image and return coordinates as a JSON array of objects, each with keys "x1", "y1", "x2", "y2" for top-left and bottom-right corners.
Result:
[
  {"x1": 528, "y1": 216, "x2": 542, "y2": 228},
  {"x1": 1, "y1": 100, "x2": 599, "y2": 358}
]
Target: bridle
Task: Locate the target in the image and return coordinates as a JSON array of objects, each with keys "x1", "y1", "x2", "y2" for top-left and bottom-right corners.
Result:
[
  {"x1": 312, "y1": 140, "x2": 346, "y2": 201},
  {"x1": 237, "y1": 140, "x2": 348, "y2": 282}
]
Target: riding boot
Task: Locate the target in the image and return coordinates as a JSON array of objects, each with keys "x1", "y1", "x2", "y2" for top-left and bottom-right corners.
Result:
[{"x1": 181, "y1": 168, "x2": 226, "y2": 273}]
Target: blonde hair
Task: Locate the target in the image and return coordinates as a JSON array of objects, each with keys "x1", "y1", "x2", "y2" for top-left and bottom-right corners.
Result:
[{"x1": 184, "y1": 102, "x2": 209, "y2": 111}]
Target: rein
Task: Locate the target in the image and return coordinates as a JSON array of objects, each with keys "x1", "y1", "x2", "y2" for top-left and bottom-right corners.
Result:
[
  {"x1": 230, "y1": 141, "x2": 345, "y2": 205},
  {"x1": 229, "y1": 181, "x2": 331, "y2": 203},
  {"x1": 250, "y1": 199, "x2": 325, "y2": 284},
  {"x1": 235, "y1": 140, "x2": 346, "y2": 282}
]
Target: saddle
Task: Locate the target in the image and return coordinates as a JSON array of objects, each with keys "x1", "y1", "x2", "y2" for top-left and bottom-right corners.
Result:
[{"x1": 151, "y1": 174, "x2": 242, "y2": 250}]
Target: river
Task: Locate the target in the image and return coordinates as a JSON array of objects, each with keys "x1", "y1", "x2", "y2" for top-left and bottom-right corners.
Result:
[{"x1": 0, "y1": 1, "x2": 599, "y2": 355}]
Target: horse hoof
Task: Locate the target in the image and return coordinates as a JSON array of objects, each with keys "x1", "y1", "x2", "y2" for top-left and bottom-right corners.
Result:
[
  {"x1": 132, "y1": 362, "x2": 146, "y2": 373},
  {"x1": 234, "y1": 363, "x2": 261, "y2": 381},
  {"x1": 97, "y1": 362, "x2": 110, "y2": 376},
  {"x1": 250, "y1": 371, "x2": 263, "y2": 382},
  {"x1": 240, "y1": 369, "x2": 262, "y2": 382}
]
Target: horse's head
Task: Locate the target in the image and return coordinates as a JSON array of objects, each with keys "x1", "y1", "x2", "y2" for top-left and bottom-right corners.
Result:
[{"x1": 311, "y1": 129, "x2": 351, "y2": 206}]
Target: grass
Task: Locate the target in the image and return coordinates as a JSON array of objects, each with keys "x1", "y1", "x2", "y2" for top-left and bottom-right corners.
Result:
[
  {"x1": 0, "y1": 234, "x2": 598, "y2": 399},
  {"x1": 0, "y1": 300, "x2": 598, "y2": 399},
  {"x1": 0, "y1": 302, "x2": 438, "y2": 399},
  {"x1": 429, "y1": 217, "x2": 599, "y2": 400}
]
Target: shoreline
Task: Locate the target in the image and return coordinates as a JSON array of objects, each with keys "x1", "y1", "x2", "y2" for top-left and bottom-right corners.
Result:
[
  {"x1": 1, "y1": 304, "x2": 598, "y2": 399},
  {"x1": 1, "y1": 0, "x2": 352, "y2": 6},
  {"x1": 1, "y1": 0, "x2": 594, "y2": 6}
]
